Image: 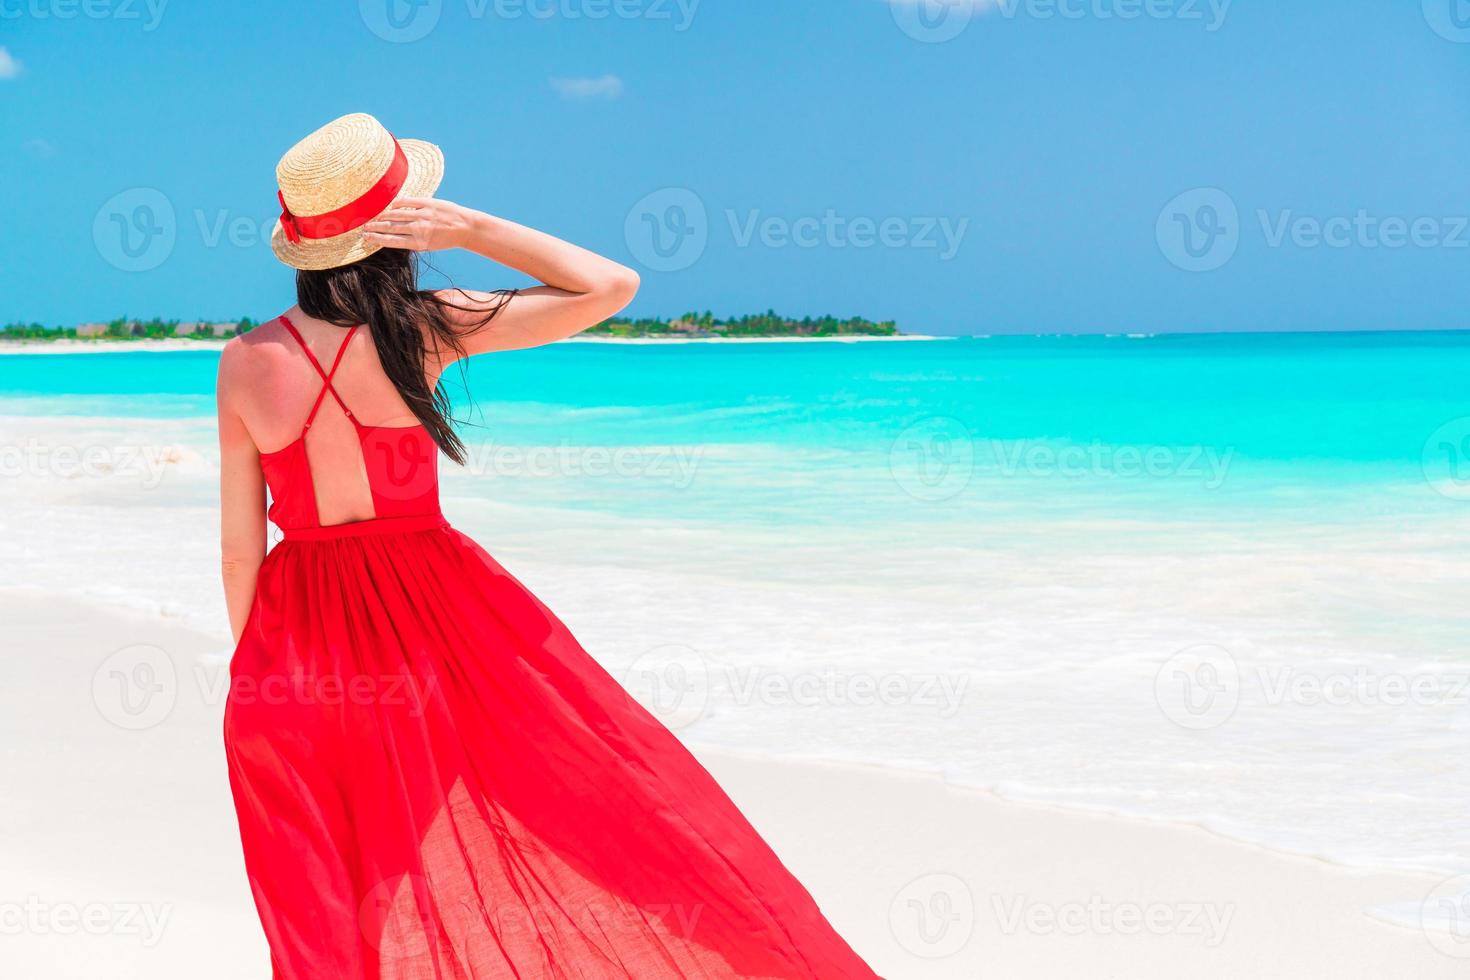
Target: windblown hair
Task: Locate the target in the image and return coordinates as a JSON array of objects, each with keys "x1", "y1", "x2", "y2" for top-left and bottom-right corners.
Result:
[{"x1": 296, "y1": 248, "x2": 513, "y2": 465}]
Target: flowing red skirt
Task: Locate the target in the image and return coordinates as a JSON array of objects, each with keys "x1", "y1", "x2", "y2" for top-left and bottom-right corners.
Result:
[{"x1": 224, "y1": 522, "x2": 880, "y2": 979}]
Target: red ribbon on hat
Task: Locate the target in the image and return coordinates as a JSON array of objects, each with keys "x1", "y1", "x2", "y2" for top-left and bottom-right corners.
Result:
[{"x1": 277, "y1": 138, "x2": 409, "y2": 245}]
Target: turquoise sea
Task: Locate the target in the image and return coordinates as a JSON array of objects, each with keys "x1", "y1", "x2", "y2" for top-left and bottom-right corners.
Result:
[
  {"x1": 6, "y1": 331, "x2": 1470, "y2": 518},
  {"x1": 2, "y1": 332, "x2": 1468, "y2": 900}
]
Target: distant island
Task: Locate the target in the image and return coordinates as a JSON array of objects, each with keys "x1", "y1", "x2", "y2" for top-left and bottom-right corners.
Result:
[
  {"x1": 1, "y1": 311, "x2": 902, "y2": 345},
  {"x1": 1, "y1": 317, "x2": 259, "y2": 342},
  {"x1": 585, "y1": 311, "x2": 900, "y2": 339}
]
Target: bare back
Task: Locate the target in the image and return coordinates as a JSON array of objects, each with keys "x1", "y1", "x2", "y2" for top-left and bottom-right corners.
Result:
[{"x1": 222, "y1": 311, "x2": 441, "y2": 527}]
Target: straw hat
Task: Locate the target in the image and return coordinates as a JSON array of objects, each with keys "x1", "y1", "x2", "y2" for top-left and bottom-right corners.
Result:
[{"x1": 271, "y1": 113, "x2": 443, "y2": 271}]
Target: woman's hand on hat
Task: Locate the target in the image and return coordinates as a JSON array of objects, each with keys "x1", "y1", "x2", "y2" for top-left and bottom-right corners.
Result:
[{"x1": 362, "y1": 197, "x2": 475, "y2": 253}]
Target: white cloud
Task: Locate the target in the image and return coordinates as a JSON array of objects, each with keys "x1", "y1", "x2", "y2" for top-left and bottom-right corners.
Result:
[
  {"x1": 22, "y1": 138, "x2": 55, "y2": 158},
  {"x1": 0, "y1": 48, "x2": 21, "y2": 80},
  {"x1": 549, "y1": 75, "x2": 624, "y2": 100}
]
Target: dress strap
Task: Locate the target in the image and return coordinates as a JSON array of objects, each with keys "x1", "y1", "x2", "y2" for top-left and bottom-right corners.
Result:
[{"x1": 279, "y1": 315, "x2": 359, "y2": 431}]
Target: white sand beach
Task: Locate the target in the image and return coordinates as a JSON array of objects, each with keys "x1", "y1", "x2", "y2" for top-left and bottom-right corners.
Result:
[
  {"x1": 13, "y1": 2, "x2": 1469, "y2": 975},
  {"x1": 0, "y1": 338, "x2": 232, "y2": 355},
  {"x1": 2, "y1": 591, "x2": 1457, "y2": 979}
]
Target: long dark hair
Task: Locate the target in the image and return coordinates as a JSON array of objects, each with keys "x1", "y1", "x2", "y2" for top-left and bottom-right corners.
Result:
[{"x1": 296, "y1": 248, "x2": 513, "y2": 465}]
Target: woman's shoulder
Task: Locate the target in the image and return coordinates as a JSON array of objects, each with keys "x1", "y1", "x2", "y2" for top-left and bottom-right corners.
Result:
[{"x1": 217, "y1": 317, "x2": 291, "y2": 386}]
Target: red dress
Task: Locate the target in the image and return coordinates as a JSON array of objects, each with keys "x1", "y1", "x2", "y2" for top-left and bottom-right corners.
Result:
[{"x1": 224, "y1": 318, "x2": 880, "y2": 979}]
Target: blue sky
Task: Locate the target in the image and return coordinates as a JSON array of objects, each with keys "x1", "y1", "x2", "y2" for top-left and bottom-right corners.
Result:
[{"x1": 3, "y1": 0, "x2": 1470, "y2": 334}]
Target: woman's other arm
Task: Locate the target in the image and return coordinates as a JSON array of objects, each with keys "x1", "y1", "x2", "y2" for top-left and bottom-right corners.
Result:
[{"x1": 217, "y1": 343, "x2": 267, "y2": 643}]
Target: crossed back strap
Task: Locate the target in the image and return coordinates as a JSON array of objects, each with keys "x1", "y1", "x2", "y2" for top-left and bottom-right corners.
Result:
[{"x1": 279, "y1": 315, "x2": 359, "y2": 432}]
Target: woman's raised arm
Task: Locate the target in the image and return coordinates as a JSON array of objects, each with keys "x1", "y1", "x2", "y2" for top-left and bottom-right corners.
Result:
[{"x1": 362, "y1": 198, "x2": 639, "y2": 358}]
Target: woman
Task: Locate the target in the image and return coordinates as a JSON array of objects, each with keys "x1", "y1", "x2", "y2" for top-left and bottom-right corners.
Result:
[{"x1": 218, "y1": 113, "x2": 880, "y2": 978}]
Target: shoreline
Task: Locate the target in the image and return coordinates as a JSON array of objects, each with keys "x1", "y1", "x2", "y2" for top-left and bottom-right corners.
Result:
[
  {"x1": 0, "y1": 338, "x2": 232, "y2": 354},
  {"x1": 565, "y1": 333, "x2": 944, "y2": 344},
  {"x1": 3, "y1": 588, "x2": 1455, "y2": 978},
  {"x1": 0, "y1": 334, "x2": 946, "y2": 355},
  {"x1": 6, "y1": 328, "x2": 1469, "y2": 356}
]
